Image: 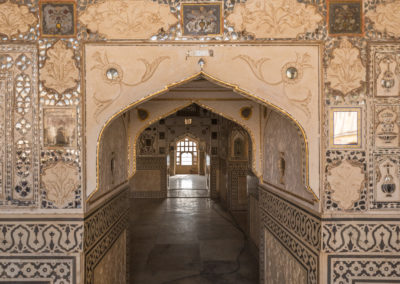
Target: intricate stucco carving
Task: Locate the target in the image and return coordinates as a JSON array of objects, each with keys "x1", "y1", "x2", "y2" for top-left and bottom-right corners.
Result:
[
  {"x1": 327, "y1": 39, "x2": 365, "y2": 95},
  {"x1": 367, "y1": 1, "x2": 400, "y2": 37},
  {"x1": 80, "y1": 0, "x2": 178, "y2": 39},
  {"x1": 227, "y1": 0, "x2": 322, "y2": 38},
  {"x1": 91, "y1": 51, "x2": 169, "y2": 120},
  {"x1": 264, "y1": 229, "x2": 307, "y2": 284},
  {"x1": 0, "y1": 1, "x2": 37, "y2": 38},
  {"x1": 326, "y1": 159, "x2": 365, "y2": 210},
  {"x1": 374, "y1": 106, "x2": 399, "y2": 148},
  {"x1": 42, "y1": 161, "x2": 79, "y2": 208},
  {"x1": 93, "y1": 231, "x2": 126, "y2": 284},
  {"x1": 41, "y1": 41, "x2": 79, "y2": 94}
]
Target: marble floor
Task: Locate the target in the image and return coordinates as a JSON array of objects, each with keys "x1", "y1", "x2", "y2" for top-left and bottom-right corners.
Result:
[
  {"x1": 129, "y1": 198, "x2": 259, "y2": 284},
  {"x1": 168, "y1": 175, "x2": 210, "y2": 198}
]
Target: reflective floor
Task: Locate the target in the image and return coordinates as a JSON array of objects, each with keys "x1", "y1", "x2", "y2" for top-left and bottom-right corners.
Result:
[
  {"x1": 129, "y1": 198, "x2": 259, "y2": 284},
  {"x1": 168, "y1": 175, "x2": 210, "y2": 198}
]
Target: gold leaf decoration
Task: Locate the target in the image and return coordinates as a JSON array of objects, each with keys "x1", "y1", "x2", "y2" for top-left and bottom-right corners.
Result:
[
  {"x1": 0, "y1": 1, "x2": 37, "y2": 38},
  {"x1": 41, "y1": 41, "x2": 79, "y2": 94},
  {"x1": 42, "y1": 162, "x2": 79, "y2": 208}
]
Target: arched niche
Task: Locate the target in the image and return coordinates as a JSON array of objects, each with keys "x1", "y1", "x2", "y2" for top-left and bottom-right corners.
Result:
[{"x1": 85, "y1": 43, "x2": 321, "y2": 201}]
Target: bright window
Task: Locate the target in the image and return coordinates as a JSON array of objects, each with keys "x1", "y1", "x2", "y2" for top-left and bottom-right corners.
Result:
[{"x1": 176, "y1": 137, "x2": 198, "y2": 166}]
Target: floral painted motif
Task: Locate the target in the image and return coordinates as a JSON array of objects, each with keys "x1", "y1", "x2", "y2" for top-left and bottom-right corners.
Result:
[
  {"x1": 41, "y1": 41, "x2": 79, "y2": 94},
  {"x1": 0, "y1": 2, "x2": 37, "y2": 38},
  {"x1": 227, "y1": 0, "x2": 322, "y2": 38},
  {"x1": 181, "y1": 3, "x2": 222, "y2": 36},
  {"x1": 328, "y1": 0, "x2": 363, "y2": 35},
  {"x1": 327, "y1": 39, "x2": 365, "y2": 95},
  {"x1": 40, "y1": 1, "x2": 76, "y2": 37},
  {"x1": 42, "y1": 161, "x2": 79, "y2": 208},
  {"x1": 80, "y1": 0, "x2": 177, "y2": 39},
  {"x1": 367, "y1": 0, "x2": 400, "y2": 37}
]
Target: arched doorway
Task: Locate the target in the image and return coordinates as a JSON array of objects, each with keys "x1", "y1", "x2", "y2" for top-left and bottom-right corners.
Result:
[{"x1": 90, "y1": 70, "x2": 317, "y2": 283}]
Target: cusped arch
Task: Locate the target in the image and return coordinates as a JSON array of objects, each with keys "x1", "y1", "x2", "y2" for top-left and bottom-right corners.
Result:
[{"x1": 88, "y1": 72, "x2": 316, "y2": 201}]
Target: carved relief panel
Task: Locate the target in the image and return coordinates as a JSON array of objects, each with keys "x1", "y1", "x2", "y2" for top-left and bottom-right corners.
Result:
[
  {"x1": 374, "y1": 154, "x2": 400, "y2": 204},
  {"x1": 325, "y1": 151, "x2": 367, "y2": 211},
  {"x1": 374, "y1": 105, "x2": 400, "y2": 148},
  {"x1": 370, "y1": 44, "x2": 400, "y2": 98},
  {"x1": 0, "y1": 45, "x2": 39, "y2": 207},
  {"x1": 264, "y1": 228, "x2": 307, "y2": 284}
]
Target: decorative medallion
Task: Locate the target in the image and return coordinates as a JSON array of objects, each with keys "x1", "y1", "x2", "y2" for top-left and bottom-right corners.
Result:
[
  {"x1": 43, "y1": 108, "x2": 77, "y2": 148},
  {"x1": 181, "y1": 3, "x2": 223, "y2": 36},
  {"x1": 80, "y1": 0, "x2": 177, "y2": 39},
  {"x1": 0, "y1": 1, "x2": 37, "y2": 39},
  {"x1": 326, "y1": 159, "x2": 364, "y2": 210},
  {"x1": 42, "y1": 161, "x2": 79, "y2": 208},
  {"x1": 240, "y1": 106, "x2": 252, "y2": 120},
  {"x1": 328, "y1": 0, "x2": 363, "y2": 36},
  {"x1": 327, "y1": 39, "x2": 365, "y2": 95},
  {"x1": 367, "y1": 0, "x2": 400, "y2": 37},
  {"x1": 39, "y1": 0, "x2": 77, "y2": 37},
  {"x1": 41, "y1": 41, "x2": 79, "y2": 94},
  {"x1": 227, "y1": 0, "x2": 322, "y2": 38}
]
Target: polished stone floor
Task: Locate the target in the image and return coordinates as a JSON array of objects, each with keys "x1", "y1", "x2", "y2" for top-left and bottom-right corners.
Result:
[
  {"x1": 168, "y1": 175, "x2": 210, "y2": 198},
  {"x1": 129, "y1": 198, "x2": 259, "y2": 284}
]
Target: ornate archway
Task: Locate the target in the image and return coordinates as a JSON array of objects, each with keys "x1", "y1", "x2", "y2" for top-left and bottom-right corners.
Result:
[{"x1": 85, "y1": 43, "x2": 321, "y2": 201}]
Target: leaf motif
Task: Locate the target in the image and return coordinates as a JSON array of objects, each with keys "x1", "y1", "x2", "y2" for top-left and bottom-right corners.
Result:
[
  {"x1": 42, "y1": 162, "x2": 79, "y2": 208},
  {"x1": 41, "y1": 41, "x2": 79, "y2": 94},
  {"x1": 138, "y1": 56, "x2": 170, "y2": 83}
]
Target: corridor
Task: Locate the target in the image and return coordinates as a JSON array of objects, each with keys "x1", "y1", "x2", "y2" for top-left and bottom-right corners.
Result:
[{"x1": 129, "y1": 198, "x2": 259, "y2": 284}]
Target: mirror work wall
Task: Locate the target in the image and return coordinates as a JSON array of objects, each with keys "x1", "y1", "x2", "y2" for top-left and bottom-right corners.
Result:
[{"x1": 0, "y1": 0, "x2": 400, "y2": 283}]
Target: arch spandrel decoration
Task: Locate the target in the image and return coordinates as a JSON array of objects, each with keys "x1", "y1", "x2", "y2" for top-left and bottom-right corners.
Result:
[{"x1": 85, "y1": 43, "x2": 321, "y2": 200}]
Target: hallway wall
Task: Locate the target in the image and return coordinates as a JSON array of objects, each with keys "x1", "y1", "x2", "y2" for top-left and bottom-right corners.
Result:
[{"x1": 1, "y1": 0, "x2": 400, "y2": 282}]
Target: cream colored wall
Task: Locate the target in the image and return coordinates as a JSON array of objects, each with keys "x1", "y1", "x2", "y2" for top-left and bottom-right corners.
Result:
[
  {"x1": 263, "y1": 110, "x2": 315, "y2": 206},
  {"x1": 94, "y1": 116, "x2": 128, "y2": 201},
  {"x1": 85, "y1": 44, "x2": 321, "y2": 199}
]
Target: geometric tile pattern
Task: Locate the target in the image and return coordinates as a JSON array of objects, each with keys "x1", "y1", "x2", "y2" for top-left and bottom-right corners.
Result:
[
  {"x1": 0, "y1": 221, "x2": 83, "y2": 253},
  {"x1": 84, "y1": 187, "x2": 129, "y2": 284},
  {"x1": 323, "y1": 219, "x2": 400, "y2": 253},
  {"x1": 259, "y1": 187, "x2": 320, "y2": 284},
  {"x1": 328, "y1": 255, "x2": 400, "y2": 284},
  {"x1": 0, "y1": 255, "x2": 76, "y2": 283}
]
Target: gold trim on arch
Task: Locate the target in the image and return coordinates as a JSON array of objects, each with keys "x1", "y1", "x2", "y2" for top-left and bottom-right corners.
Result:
[{"x1": 87, "y1": 71, "x2": 317, "y2": 202}]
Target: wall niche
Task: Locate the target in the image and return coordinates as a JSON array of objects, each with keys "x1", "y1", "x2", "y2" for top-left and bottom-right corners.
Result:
[{"x1": 374, "y1": 106, "x2": 400, "y2": 148}]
